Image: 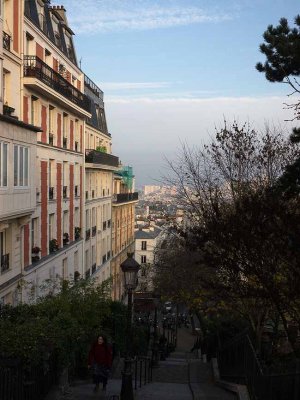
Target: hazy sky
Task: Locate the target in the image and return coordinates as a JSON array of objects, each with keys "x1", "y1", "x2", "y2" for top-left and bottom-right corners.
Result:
[{"x1": 56, "y1": 0, "x2": 299, "y2": 186}]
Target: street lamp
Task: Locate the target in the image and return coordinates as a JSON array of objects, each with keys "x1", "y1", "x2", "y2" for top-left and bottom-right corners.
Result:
[
  {"x1": 152, "y1": 295, "x2": 160, "y2": 366},
  {"x1": 120, "y1": 253, "x2": 140, "y2": 400}
]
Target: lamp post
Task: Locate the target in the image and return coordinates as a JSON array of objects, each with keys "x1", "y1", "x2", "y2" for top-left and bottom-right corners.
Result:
[
  {"x1": 152, "y1": 295, "x2": 160, "y2": 366},
  {"x1": 120, "y1": 253, "x2": 140, "y2": 400}
]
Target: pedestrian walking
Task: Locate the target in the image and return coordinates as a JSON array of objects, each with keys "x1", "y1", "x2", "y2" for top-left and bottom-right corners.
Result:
[{"x1": 88, "y1": 334, "x2": 113, "y2": 392}]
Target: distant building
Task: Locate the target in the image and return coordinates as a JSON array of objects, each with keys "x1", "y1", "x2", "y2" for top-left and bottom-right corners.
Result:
[
  {"x1": 143, "y1": 185, "x2": 161, "y2": 196},
  {"x1": 135, "y1": 225, "x2": 163, "y2": 291}
]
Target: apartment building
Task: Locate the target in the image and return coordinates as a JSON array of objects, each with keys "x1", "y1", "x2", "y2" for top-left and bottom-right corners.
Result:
[
  {"x1": 0, "y1": 0, "x2": 138, "y2": 303},
  {"x1": 84, "y1": 75, "x2": 119, "y2": 283},
  {"x1": 0, "y1": 0, "x2": 40, "y2": 304},
  {"x1": 111, "y1": 167, "x2": 138, "y2": 300}
]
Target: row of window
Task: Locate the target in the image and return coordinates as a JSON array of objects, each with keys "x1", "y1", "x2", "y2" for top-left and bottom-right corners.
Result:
[{"x1": 0, "y1": 142, "x2": 29, "y2": 188}]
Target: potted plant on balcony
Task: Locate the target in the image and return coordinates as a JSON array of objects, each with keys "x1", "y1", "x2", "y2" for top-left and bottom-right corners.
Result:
[
  {"x1": 63, "y1": 233, "x2": 69, "y2": 246},
  {"x1": 75, "y1": 227, "x2": 81, "y2": 240},
  {"x1": 96, "y1": 145, "x2": 107, "y2": 153},
  {"x1": 49, "y1": 239, "x2": 59, "y2": 253},
  {"x1": 31, "y1": 246, "x2": 41, "y2": 262}
]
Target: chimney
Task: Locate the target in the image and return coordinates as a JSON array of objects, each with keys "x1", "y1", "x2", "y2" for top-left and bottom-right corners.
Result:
[{"x1": 50, "y1": 5, "x2": 67, "y2": 24}]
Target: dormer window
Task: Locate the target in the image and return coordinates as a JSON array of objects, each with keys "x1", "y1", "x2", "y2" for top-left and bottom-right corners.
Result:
[
  {"x1": 37, "y1": 0, "x2": 46, "y2": 33},
  {"x1": 51, "y1": 15, "x2": 61, "y2": 47}
]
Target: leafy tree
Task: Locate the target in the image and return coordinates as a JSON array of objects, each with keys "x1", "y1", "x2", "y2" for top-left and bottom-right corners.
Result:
[{"x1": 256, "y1": 15, "x2": 300, "y2": 121}]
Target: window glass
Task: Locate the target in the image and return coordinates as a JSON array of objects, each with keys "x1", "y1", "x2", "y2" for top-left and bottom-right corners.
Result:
[{"x1": 14, "y1": 145, "x2": 18, "y2": 186}]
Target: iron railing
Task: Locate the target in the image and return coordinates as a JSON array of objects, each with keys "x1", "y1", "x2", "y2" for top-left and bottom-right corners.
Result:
[
  {"x1": 85, "y1": 149, "x2": 119, "y2": 167},
  {"x1": 133, "y1": 356, "x2": 152, "y2": 390},
  {"x1": 84, "y1": 75, "x2": 103, "y2": 99},
  {"x1": 23, "y1": 56, "x2": 91, "y2": 113},
  {"x1": 218, "y1": 333, "x2": 300, "y2": 400},
  {"x1": 113, "y1": 192, "x2": 139, "y2": 203},
  {"x1": 3, "y1": 32, "x2": 11, "y2": 51},
  {"x1": 1, "y1": 254, "x2": 9, "y2": 273},
  {"x1": 49, "y1": 187, "x2": 54, "y2": 200},
  {"x1": 0, "y1": 355, "x2": 57, "y2": 400},
  {"x1": 91, "y1": 263, "x2": 97, "y2": 274}
]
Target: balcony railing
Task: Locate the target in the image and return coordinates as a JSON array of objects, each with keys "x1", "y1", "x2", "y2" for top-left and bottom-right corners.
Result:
[
  {"x1": 63, "y1": 186, "x2": 67, "y2": 199},
  {"x1": 113, "y1": 192, "x2": 139, "y2": 203},
  {"x1": 84, "y1": 75, "x2": 103, "y2": 99},
  {"x1": 1, "y1": 254, "x2": 9, "y2": 273},
  {"x1": 92, "y1": 263, "x2": 97, "y2": 274},
  {"x1": 92, "y1": 226, "x2": 97, "y2": 237},
  {"x1": 23, "y1": 56, "x2": 91, "y2": 113},
  {"x1": 85, "y1": 229, "x2": 91, "y2": 241},
  {"x1": 49, "y1": 187, "x2": 54, "y2": 200},
  {"x1": 3, "y1": 32, "x2": 11, "y2": 51},
  {"x1": 49, "y1": 133, "x2": 54, "y2": 146},
  {"x1": 85, "y1": 149, "x2": 119, "y2": 167}
]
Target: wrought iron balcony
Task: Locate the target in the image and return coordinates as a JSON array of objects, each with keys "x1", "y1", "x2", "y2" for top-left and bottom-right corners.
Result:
[
  {"x1": 23, "y1": 56, "x2": 91, "y2": 113},
  {"x1": 85, "y1": 149, "x2": 119, "y2": 168},
  {"x1": 85, "y1": 229, "x2": 91, "y2": 241},
  {"x1": 92, "y1": 226, "x2": 97, "y2": 237},
  {"x1": 49, "y1": 187, "x2": 54, "y2": 200},
  {"x1": 49, "y1": 133, "x2": 54, "y2": 146},
  {"x1": 3, "y1": 32, "x2": 11, "y2": 51},
  {"x1": 92, "y1": 263, "x2": 97, "y2": 274},
  {"x1": 1, "y1": 254, "x2": 9, "y2": 273},
  {"x1": 113, "y1": 192, "x2": 139, "y2": 203}
]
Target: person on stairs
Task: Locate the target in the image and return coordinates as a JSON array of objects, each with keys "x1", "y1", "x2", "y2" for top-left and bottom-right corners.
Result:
[{"x1": 88, "y1": 334, "x2": 113, "y2": 392}]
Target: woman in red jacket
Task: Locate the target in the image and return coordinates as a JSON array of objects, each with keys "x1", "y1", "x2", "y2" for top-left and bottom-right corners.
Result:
[{"x1": 88, "y1": 335, "x2": 113, "y2": 392}]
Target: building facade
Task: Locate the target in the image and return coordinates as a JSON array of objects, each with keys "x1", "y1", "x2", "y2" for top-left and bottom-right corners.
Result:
[
  {"x1": 135, "y1": 225, "x2": 163, "y2": 292},
  {"x1": 84, "y1": 75, "x2": 119, "y2": 283},
  {"x1": 0, "y1": 0, "x2": 138, "y2": 304},
  {"x1": 111, "y1": 168, "x2": 138, "y2": 300}
]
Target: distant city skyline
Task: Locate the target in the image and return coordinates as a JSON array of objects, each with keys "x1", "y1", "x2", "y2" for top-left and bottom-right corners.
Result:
[{"x1": 57, "y1": 0, "x2": 299, "y2": 186}]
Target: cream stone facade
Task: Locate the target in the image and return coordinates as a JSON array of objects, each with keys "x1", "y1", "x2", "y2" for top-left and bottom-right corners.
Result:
[
  {"x1": 84, "y1": 76, "x2": 119, "y2": 284},
  {"x1": 0, "y1": 0, "x2": 138, "y2": 303},
  {"x1": 111, "y1": 170, "x2": 138, "y2": 300}
]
